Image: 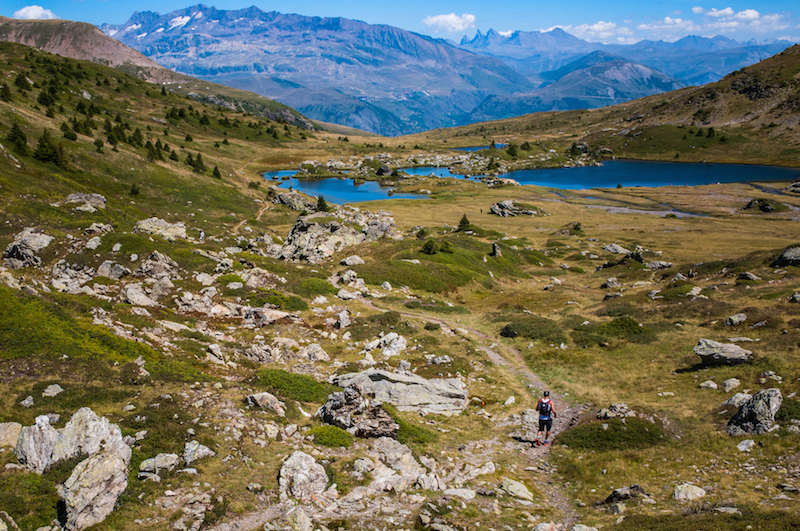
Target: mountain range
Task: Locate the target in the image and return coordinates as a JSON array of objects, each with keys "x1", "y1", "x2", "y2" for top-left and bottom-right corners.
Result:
[{"x1": 98, "y1": 5, "x2": 794, "y2": 136}]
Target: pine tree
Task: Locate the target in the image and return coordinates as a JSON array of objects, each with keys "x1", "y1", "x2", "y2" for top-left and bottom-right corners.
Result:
[
  {"x1": 161, "y1": 86, "x2": 167, "y2": 96},
  {"x1": 193, "y1": 153, "x2": 206, "y2": 173},
  {"x1": 212, "y1": 166, "x2": 222, "y2": 179},
  {"x1": 317, "y1": 195, "x2": 330, "y2": 212},
  {"x1": 7, "y1": 123, "x2": 29, "y2": 155},
  {"x1": 33, "y1": 130, "x2": 57, "y2": 163},
  {"x1": 458, "y1": 214, "x2": 470, "y2": 231},
  {"x1": 0, "y1": 83, "x2": 12, "y2": 102}
]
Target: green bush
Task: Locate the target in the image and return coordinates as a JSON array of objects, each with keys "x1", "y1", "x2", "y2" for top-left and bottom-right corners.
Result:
[
  {"x1": 556, "y1": 418, "x2": 666, "y2": 451},
  {"x1": 776, "y1": 398, "x2": 800, "y2": 422},
  {"x1": 373, "y1": 311, "x2": 402, "y2": 326},
  {"x1": 292, "y1": 278, "x2": 338, "y2": 298},
  {"x1": 255, "y1": 368, "x2": 339, "y2": 403},
  {"x1": 216, "y1": 273, "x2": 244, "y2": 285},
  {"x1": 424, "y1": 322, "x2": 441, "y2": 331},
  {"x1": 572, "y1": 316, "x2": 656, "y2": 347},
  {"x1": 500, "y1": 316, "x2": 566, "y2": 344},
  {"x1": 309, "y1": 425, "x2": 353, "y2": 448},
  {"x1": 250, "y1": 289, "x2": 308, "y2": 311},
  {"x1": 422, "y1": 238, "x2": 438, "y2": 255}
]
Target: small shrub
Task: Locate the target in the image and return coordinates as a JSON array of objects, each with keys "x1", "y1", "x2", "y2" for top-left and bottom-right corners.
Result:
[
  {"x1": 309, "y1": 425, "x2": 353, "y2": 448},
  {"x1": 424, "y1": 322, "x2": 441, "y2": 331},
  {"x1": 373, "y1": 311, "x2": 402, "y2": 326},
  {"x1": 556, "y1": 417, "x2": 666, "y2": 451},
  {"x1": 440, "y1": 241, "x2": 454, "y2": 253},
  {"x1": 250, "y1": 289, "x2": 308, "y2": 311},
  {"x1": 216, "y1": 273, "x2": 244, "y2": 285},
  {"x1": 500, "y1": 316, "x2": 566, "y2": 344},
  {"x1": 255, "y1": 368, "x2": 339, "y2": 403},
  {"x1": 292, "y1": 278, "x2": 338, "y2": 298},
  {"x1": 421, "y1": 239, "x2": 438, "y2": 255},
  {"x1": 62, "y1": 130, "x2": 77, "y2": 141}
]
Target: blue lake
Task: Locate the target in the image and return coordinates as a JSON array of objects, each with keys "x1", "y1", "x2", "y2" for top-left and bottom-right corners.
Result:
[
  {"x1": 507, "y1": 160, "x2": 800, "y2": 190},
  {"x1": 277, "y1": 177, "x2": 427, "y2": 204},
  {"x1": 266, "y1": 161, "x2": 800, "y2": 204},
  {"x1": 400, "y1": 166, "x2": 478, "y2": 178},
  {"x1": 452, "y1": 144, "x2": 506, "y2": 152}
]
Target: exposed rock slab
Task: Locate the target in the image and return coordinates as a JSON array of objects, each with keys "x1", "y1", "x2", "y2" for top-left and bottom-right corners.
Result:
[
  {"x1": 245, "y1": 392, "x2": 287, "y2": 417},
  {"x1": 52, "y1": 407, "x2": 132, "y2": 466},
  {"x1": 331, "y1": 369, "x2": 468, "y2": 416},
  {"x1": 279, "y1": 451, "x2": 328, "y2": 502},
  {"x1": 489, "y1": 200, "x2": 542, "y2": 217},
  {"x1": 3, "y1": 228, "x2": 53, "y2": 269},
  {"x1": 693, "y1": 338, "x2": 752, "y2": 366},
  {"x1": 15, "y1": 415, "x2": 58, "y2": 473},
  {"x1": 60, "y1": 451, "x2": 128, "y2": 531},
  {"x1": 133, "y1": 217, "x2": 187, "y2": 241}
]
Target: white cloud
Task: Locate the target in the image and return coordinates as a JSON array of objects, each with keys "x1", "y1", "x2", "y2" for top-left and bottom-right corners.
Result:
[
  {"x1": 707, "y1": 7, "x2": 735, "y2": 17},
  {"x1": 498, "y1": 30, "x2": 513, "y2": 37},
  {"x1": 734, "y1": 9, "x2": 760, "y2": 21},
  {"x1": 422, "y1": 13, "x2": 476, "y2": 33},
  {"x1": 13, "y1": 5, "x2": 58, "y2": 19},
  {"x1": 637, "y1": 16, "x2": 701, "y2": 36},
  {"x1": 692, "y1": 6, "x2": 705, "y2": 14},
  {"x1": 553, "y1": 21, "x2": 632, "y2": 43}
]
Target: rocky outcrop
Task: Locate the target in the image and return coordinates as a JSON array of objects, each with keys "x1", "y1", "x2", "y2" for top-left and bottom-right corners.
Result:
[
  {"x1": 183, "y1": 440, "x2": 215, "y2": 465},
  {"x1": 331, "y1": 369, "x2": 468, "y2": 416},
  {"x1": 279, "y1": 451, "x2": 328, "y2": 502},
  {"x1": 246, "y1": 392, "x2": 287, "y2": 417},
  {"x1": 489, "y1": 200, "x2": 542, "y2": 217},
  {"x1": 122, "y1": 283, "x2": 159, "y2": 307},
  {"x1": 317, "y1": 384, "x2": 400, "y2": 438},
  {"x1": 133, "y1": 250, "x2": 178, "y2": 280},
  {"x1": 51, "y1": 407, "x2": 132, "y2": 466},
  {"x1": 604, "y1": 243, "x2": 630, "y2": 255},
  {"x1": 64, "y1": 193, "x2": 107, "y2": 210},
  {"x1": 3, "y1": 228, "x2": 53, "y2": 269},
  {"x1": 138, "y1": 452, "x2": 180, "y2": 481},
  {"x1": 363, "y1": 332, "x2": 407, "y2": 358},
  {"x1": 97, "y1": 260, "x2": 131, "y2": 280},
  {"x1": 693, "y1": 338, "x2": 752, "y2": 365},
  {"x1": 59, "y1": 451, "x2": 128, "y2": 531},
  {"x1": 773, "y1": 245, "x2": 800, "y2": 267},
  {"x1": 728, "y1": 388, "x2": 782, "y2": 435},
  {"x1": 368, "y1": 437, "x2": 425, "y2": 490},
  {"x1": 133, "y1": 217, "x2": 187, "y2": 241},
  {"x1": 274, "y1": 190, "x2": 316, "y2": 212},
  {"x1": 15, "y1": 415, "x2": 58, "y2": 474},
  {"x1": 267, "y1": 208, "x2": 402, "y2": 263},
  {"x1": 673, "y1": 483, "x2": 706, "y2": 501}
]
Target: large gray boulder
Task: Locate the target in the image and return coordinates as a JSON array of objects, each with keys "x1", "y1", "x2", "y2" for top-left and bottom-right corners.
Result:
[
  {"x1": 279, "y1": 451, "x2": 328, "y2": 502},
  {"x1": 15, "y1": 415, "x2": 58, "y2": 473},
  {"x1": 133, "y1": 217, "x2": 187, "y2": 241},
  {"x1": 728, "y1": 388, "x2": 782, "y2": 435},
  {"x1": 673, "y1": 483, "x2": 706, "y2": 501},
  {"x1": 52, "y1": 407, "x2": 132, "y2": 466},
  {"x1": 133, "y1": 250, "x2": 178, "y2": 280},
  {"x1": 773, "y1": 245, "x2": 800, "y2": 267},
  {"x1": 331, "y1": 369, "x2": 468, "y2": 416},
  {"x1": 693, "y1": 339, "x2": 752, "y2": 365},
  {"x1": 64, "y1": 193, "x2": 106, "y2": 209},
  {"x1": 489, "y1": 200, "x2": 541, "y2": 217},
  {"x1": 59, "y1": 451, "x2": 128, "y2": 531},
  {"x1": 274, "y1": 190, "x2": 316, "y2": 212},
  {"x1": 317, "y1": 384, "x2": 399, "y2": 438},
  {"x1": 363, "y1": 332, "x2": 407, "y2": 357},
  {"x1": 3, "y1": 228, "x2": 54, "y2": 269}
]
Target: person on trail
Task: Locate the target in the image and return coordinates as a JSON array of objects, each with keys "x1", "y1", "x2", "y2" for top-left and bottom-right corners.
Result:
[
  {"x1": 535, "y1": 390, "x2": 557, "y2": 446},
  {"x1": 199, "y1": 229, "x2": 205, "y2": 243}
]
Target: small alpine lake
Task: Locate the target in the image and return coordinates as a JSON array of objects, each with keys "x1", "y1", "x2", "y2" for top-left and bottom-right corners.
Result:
[{"x1": 265, "y1": 160, "x2": 800, "y2": 204}]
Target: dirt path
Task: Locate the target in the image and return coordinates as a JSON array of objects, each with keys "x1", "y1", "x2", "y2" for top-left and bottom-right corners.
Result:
[
  {"x1": 231, "y1": 203, "x2": 271, "y2": 235},
  {"x1": 333, "y1": 277, "x2": 582, "y2": 526}
]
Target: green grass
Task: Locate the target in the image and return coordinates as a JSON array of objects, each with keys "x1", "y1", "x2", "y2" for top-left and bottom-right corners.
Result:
[
  {"x1": 615, "y1": 510, "x2": 800, "y2": 531},
  {"x1": 254, "y1": 368, "x2": 339, "y2": 403},
  {"x1": 499, "y1": 315, "x2": 567, "y2": 344},
  {"x1": 309, "y1": 425, "x2": 354, "y2": 448},
  {"x1": 249, "y1": 289, "x2": 308, "y2": 311},
  {"x1": 382, "y1": 404, "x2": 438, "y2": 446},
  {"x1": 556, "y1": 417, "x2": 667, "y2": 451}
]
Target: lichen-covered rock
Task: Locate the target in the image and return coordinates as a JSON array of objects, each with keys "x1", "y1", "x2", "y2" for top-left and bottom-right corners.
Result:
[
  {"x1": 279, "y1": 451, "x2": 328, "y2": 502},
  {"x1": 60, "y1": 451, "x2": 128, "y2": 531},
  {"x1": 728, "y1": 388, "x2": 782, "y2": 435},
  {"x1": 332, "y1": 369, "x2": 468, "y2": 416},
  {"x1": 773, "y1": 245, "x2": 800, "y2": 267},
  {"x1": 183, "y1": 440, "x2": 215, "y2": 465},
  {"x1": 122, "y1": 283, "x2": 159, "y2": 307},
  {"x1": 64, "y1": 193, "x2": 106, "y2": 209},
  {"x1": 15, "y1": 415, "x2": 58, "y2": 473},
  {"x1": 138, "y1": 453, "x2": 180, "y2": 480},
  {"x1": 3, "y1": 228, "x2": 54, "y2": 269},
  {"x1": 489, "y1": 200, "x2": 542, "y2": 217},
  {"x1": 245, "y1": 392, "x2": 287, "y2": 417},
  {"x1": 673, "y1": 483, "x2": 705, "y2": 501},
  {"x1": 498, "y1": 478, "x2": 534, "y2": 501},
  {"x1": 693, "y1": 338, "x2": 752, "y2": 365},
  {"x1": 51, "y1": 407, "x2": 132, "y2": 466},
  {"x1": 274, "y1": 190, "x2": 315, "y2": 212},
  {"x1": 363, "y1": 332, "x2": 407, "y2": 357},
  {"x1": 133, "y1": 217, "x2": 187, "y2": 241},
  {"x1": 132, "y1": 250, "x2": 178, "y2": 280},
  {"x1": 317, "y1": 384, "x2": 399, "y2": 438}
]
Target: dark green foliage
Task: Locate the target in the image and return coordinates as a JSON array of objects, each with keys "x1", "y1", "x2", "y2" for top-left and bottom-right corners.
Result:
[
  {"x1": 373, "y1": 311, "x2": 402, "y2": 326},
  {"x1": 500, "y1": 316, "x2": 566, "y2": 344},
  {"x1": 382, "y1": 404, "x2": 438, "y2": 446},
  {"x1": 255, "y1": 368, "x2": 339, "y2": 403},
  {"x1": 94, "y1": 139, "x2": 104, "y2": 153},
  {"x1": 14, "y1": 72, "x2": 31, "y2": 90},
  {"x1": 317, "y1": 195, "x2": 331, "y2": 212},
  {"x1": 185, "y1": 133, "x2": 193, "y2": 142},
  {"x1": 571, "y1": 316, "x2": 656, "y2": 347},
  {"x1": 192, "y1": 153, "x2": 206, "y2": 173},
  {"x1": 404, "y1": 300, "x2": 468, "y2": 314},
  {"x1": 439, "y1": 241, "x2": 454, "y2": 253},
  {"x1": 32, "y1": 130, "x2": 68, "y2": 169},
  {"x1": 421, "y1": 238, "x2": 438, "y2": 255},
  {"x1": 250, "y1": 289, "x2": 308, "y2": 311},
  {"x1": 161, "y1": 85, "x2": 167, "y2": 96},
  {"x1": 309, "y1": 425, "x2": 354, "y2": 448},
  {"x1": 776, "y1": 398, "x2": 800, "y2": 422},
  {"x1": 614, "y1": 510, "x2": 800, "y2": 531},
  {"x1": 424, "y1": 322, "x2": 441, "y2": 331},
  {"x1": 291, "y1": 278, "x2": 338, "y2": 298},
  {"x1": 506, "y1": 143, "x2": 518, "y2": 158},
  {"x1": 556, "y1": 418, "x2": 666, "y2": 450},
  {"x1": 6, "y1": 123, "x2": 29, "y2": 155},
  {"x1": 0, "y1": 82, "x2": 11, "y2": 102},
  {"x1": 62, "y1": 130, "x2": 77, "y2": 141},
  {"x1": 458, "y1": 214, "x2": 470, "y2": 231}
]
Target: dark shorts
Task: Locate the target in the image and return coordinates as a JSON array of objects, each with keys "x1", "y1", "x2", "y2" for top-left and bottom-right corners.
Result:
[{"x1": 539, "y1": 419, "x2": 552, "y2": 432}]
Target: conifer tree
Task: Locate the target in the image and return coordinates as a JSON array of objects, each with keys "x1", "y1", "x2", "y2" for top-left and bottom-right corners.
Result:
[{"x1": 6, "y1": 123, "x2": 29, "y2": 155}]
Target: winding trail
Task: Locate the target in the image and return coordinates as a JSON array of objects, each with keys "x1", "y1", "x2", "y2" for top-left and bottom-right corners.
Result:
[
  {"x1": 231, "y1": 202, "x2": 271, "y2": 235},
  {"x1": 334, "y1": 277, "x2": 584, "y2": 527}
]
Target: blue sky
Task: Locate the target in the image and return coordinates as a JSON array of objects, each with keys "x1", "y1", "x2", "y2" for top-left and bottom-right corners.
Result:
[{"x1": 5, "y1": 0, "x2": 799, "y2": 43}]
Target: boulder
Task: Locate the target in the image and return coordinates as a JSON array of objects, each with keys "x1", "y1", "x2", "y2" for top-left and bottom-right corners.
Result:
[
  {"x1": 138, "y1": 453, "x2": 180, "y2": 480},
  {"x1": 279, "y1": 451, "x2": 328, "y2": 502},
  {"x1": 601, "y1": 277, "x2": 621, "y2": 289},
  {"x1": 3, "y1": 228, "x2": 53, "y2": 269},
  {"x1": 443, "y1": 488, "x2": 476, "y2": 500},
  {"x1": 243, "y1": 344, "x2": 278, "y2": 364},
  {"x1": 297, "y1": 343, "x2": 330, "y2": 362},
  {"x1": 700, "y1": 380, "x2": 718, "y2": 390},
  {"x1": 673, "y1": 483, "x2": 705, "y2": 501},
  {"x1": 600, "y1": 484, "x2": 651, "y2": 505},
  {"x1": 64, "y1": 193, "x2": 106, "y2": 209},
  {"x1": 498, "y1": 478, "x2": 534, "y2": 501},
  {"x1": 370, "y1": 437, "x2": 425, "y2": 480},
  {"x1": 728, "y1": 388, "x2": 782, "y2": 435},
  {"x1": 725, "y1": 313, "x2": 747, "y2": 326},
  {"x1": 738, "y1": 272, "x2": 761, "y2": 281},
  {"x1": 317, "y1": 384, "x2": 399, "y2": 438},
  {"x1": 772, "y1": 245, "x2": 800, "y2": 267},
  {"x1": 51, "y1": 407, "x2": 132, "y2": 466},
  {"x1": 693, "y1": 339, "x2": 752, "y2": 366},
  {"x1": 604, "y1": 243, "x2": 630, "y2": 255},
  {"x1": 96, "y1": 261, "x2": 131, "y2": 280},
  {"x1": 722, "y1": 378, "x2": 741, "y2": 393},
  {"x1": 723, "y1": 392, "x2": 752, "y2": 408},
  {"x1": 331, "y1": 369, "x2": 468, "y2": 416},
  {"x1": 647, "y1": 260, "x2": 672, "y2": 270},
  {"x1": 489, "y1": 200, "x2": 541, "y2": 217},
  {"x1": 133, "y1": 217, "x2": 187, "y2": 241},
  {"x1": 42, "y1": 384, "x2": 64, "y2": 397},
  {"x1": 59, "y1": 451, "x2": 128, "y2": 531},
  {"x1": 341, "y1": 255, "x2": 365, "y2": 266},
  {"x1": 245, "y1": 392, "x2": 287, "y2": 417},
  {"x1": 335, "y1": 309, "x2": 352, "y2": 329},
  {"x1": 133, "y1": 250, "x2": 178, "y2": 280},
  {"x1": 15, "y1": 415, "x2": 59, "y2": 473},
  {"x1": 274, "y1": 190, "x2": 315, "y2": 212},
  {"x1": 122, "y1": 283, "x2": 159, "y2": 307},
  {"x1": 363, "y1": 332, "x2": 407, "y2": 357},
  {"x1": 0, "y1": 422, "x2": 22, "y2": 448},
  {"x1": 183, "y1": 440, "x2": 215, "y2": 465}
]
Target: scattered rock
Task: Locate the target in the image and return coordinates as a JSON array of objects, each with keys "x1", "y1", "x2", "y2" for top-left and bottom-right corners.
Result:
[
  {"x1": 498, "y1": 478, "x2": 534, "y2": 501},
  {"x1": 19, "y1": 396, "x2": 34, "y2": 408},
  {"x1": 722, "y1": 378, "x2": 741, "y2": 393},
  {"x1": 317, "y1": 384, "x2": 399, "y2": 438},
  {"x1": 133, "y1": 217, "x2": 187, "y2": 241},
  {"x1": 274, "y1": 190, "x2": 315, "y2": 212},
  {"x1": 64, "y1": 193, "x2": 106, "y2": 209},
  {"x1": 59, "y1": 451, "x2": 128, "y2": 531},
  {"x1": 279, "y1": 451, "x2": 328, "y2": 502},
  {"x1": 42, "y1": 384, "x2": 64, "y2": 397},
  {"x1": 604, "y1": 243, "x2": 630, "y2": 255},
  {"x1": 97, "y1": 261, "x2": 131, "y2": 280},
  {"x1": 364, "y1": 332, "x2": 407, "y2": 357},
  {"x1": 138, "y1": 453, "x2": 180, "y2": 480},
  {"x1": 647, "y1": 260, "x2": 672, "y2": 270},
  {"x1": 693, "y1": 338, "x2": 752, "y2": 366},
  {"x1": 728, "y1": 388, "x2": 782, "y2": 435},
  {"x1": 245, "y1": 392, "x2": 287, "y2": 417},
  {"x1": 51, "y1": 407, "x2": 132, "y2": 466},
  {"x1": 297, "y1": 343, "x2": 330, "y2": 362},
  {"x1": 332, "y1": 369, "x2": 468, "y2": 416},
  {"x1": 738, "y1": 272, "x2": 761, "y2": 281},
  {"x1": 773, "y1": 245, "x2": 800, "y2": 267},
  {"x1": 673, "y1": 483, "x2": 706, "y2": 501},
  {"x1": 723, "y1": 392, "x2": 753, "y2": 408},
  {"x1": 3, "y1": 228, "x2": 54, "y2": 269},
  {"x1": 601, "y1": 277, "x2": 621, "y2": 289},
  {"x1": 700, "y1": 380, "x2": 718, "y2": 390},
  {"x1": 737, "y1": 439, "x2": 756, "y2": 452},
  {"x1": 725, "y1": 313, "x2": 747, "y2": 326},
  {"x1": 600, "y1": 484, "x2": 651, "y2": 505},
  {"x1": 341, "y1": 255, "x2": 365, "y2": 266},
  {"x1": 122, "y1": 283, "x2": 159, "y2": 307}
]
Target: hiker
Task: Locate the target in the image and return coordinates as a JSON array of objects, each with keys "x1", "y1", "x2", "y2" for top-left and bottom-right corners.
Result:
[
  {"x1": 535, "y1": 390, "x2": 557, "y2": 446},
  {"x1": 199, "y1": 229, "x2": 205, "y2": 242}
]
